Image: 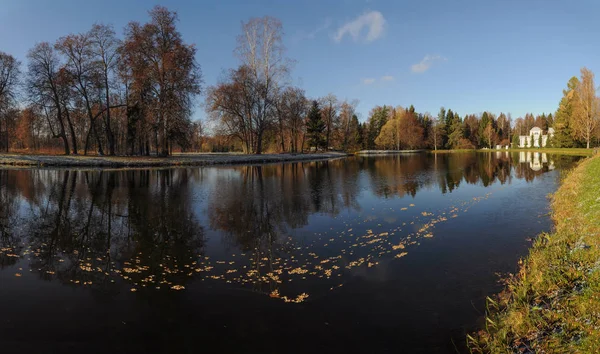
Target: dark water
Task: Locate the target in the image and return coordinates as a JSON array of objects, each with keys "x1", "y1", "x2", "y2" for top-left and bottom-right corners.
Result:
[{"x1": 0, "y1": 152, "x2": 580, "y2": 354}]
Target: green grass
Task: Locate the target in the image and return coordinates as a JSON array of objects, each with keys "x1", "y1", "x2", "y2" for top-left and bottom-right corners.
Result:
[
  {"x1": 502, "y1": 148, "x2": 595, "y2": 157},
  {"x1": 469, "y1": 155, "x2": 600, "y2": 353},
  {"x1": 427, "y1": 148, "x2": 596, "y2": 157}
]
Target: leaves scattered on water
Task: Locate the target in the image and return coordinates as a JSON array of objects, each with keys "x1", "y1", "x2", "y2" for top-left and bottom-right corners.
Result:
[{"x1": 0, "y1": 192, "x2": 493, "y2": 304}]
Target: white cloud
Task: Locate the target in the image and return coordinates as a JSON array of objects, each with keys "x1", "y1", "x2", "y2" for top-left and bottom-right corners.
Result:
[
  {"x1": 292, "y1": 18, "x2": 332, "y2": 42},
  {"x1": 306, "y1": 18, "x2": 332, "y2": 39},
  {"x1": 334, "y1": 11, "x2": 386, "y2": 43},
  {"x1": 381, "y1": 75, "x2": 395, "y2": 81},
  {"x1": 411, "y1": 55, "x2": 446, "y2": 73},
  {"x1": 362, "y1": 78, "x2": 376, "y2": 85}
]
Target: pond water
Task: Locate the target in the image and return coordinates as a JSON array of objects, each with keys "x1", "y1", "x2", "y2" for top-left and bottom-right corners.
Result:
[{"x1": 0, "y1": 152, "x2": 581, "y2": 353}]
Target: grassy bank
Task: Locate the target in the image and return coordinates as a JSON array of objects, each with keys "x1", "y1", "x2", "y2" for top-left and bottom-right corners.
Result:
[
  {"x1": 427, "y1": 148, "x2": 596, "y2": 156},
  {"x1": 502, "y1": 148, "x2": 595, "y2": 157},
  {"x1": 0, "y1": 152, "x2": 350, "y2": 168},
  {"x1": 470, "y1": 155, "x2": 600, "y2": 353}
]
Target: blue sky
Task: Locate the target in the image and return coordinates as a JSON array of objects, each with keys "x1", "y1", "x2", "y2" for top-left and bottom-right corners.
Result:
[{"x1": 1, "y1": 0, "x2": 599, "y2": 122}]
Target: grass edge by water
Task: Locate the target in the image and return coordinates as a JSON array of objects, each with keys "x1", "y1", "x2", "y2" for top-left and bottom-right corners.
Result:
[
  {"x1": 469, "y1": 154, "x2": 600, "y2": 353},
  {"x1": 0, "y1": 152, "x2": 351, "y2": 168},
  {"x1": 428, "y1": 148, "x2": 595, "y2": 157}
]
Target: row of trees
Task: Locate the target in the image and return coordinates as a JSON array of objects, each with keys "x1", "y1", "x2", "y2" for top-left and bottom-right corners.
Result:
[
  {"x1": 2, "y1": 10, "x2": 598, "y2": 156},
  {"x1": 205, "y1": 17, "x2": 363, "y2": 154},
  {"x1": 205, "y1": 16, "x2": 597, "y2": 153},
  {"x1": 365, "y1": 70, "x2": 600, "y2": 151},
  {"x1": 0, "y1": 6, "x2": 201, "y2": 155},
  {"x1": 364, "y1": 105, "x2": 517, "y2": 151}
]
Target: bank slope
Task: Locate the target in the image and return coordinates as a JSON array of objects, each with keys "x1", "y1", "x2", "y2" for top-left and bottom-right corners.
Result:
[
  {"x1": 471, "y1": 155, "x2": 600, "y2": 353},
  {"x1": 0, "y1": 152, "x2": 350, "y2": 168}
]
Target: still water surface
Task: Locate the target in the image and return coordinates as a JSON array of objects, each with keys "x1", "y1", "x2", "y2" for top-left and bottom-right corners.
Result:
[{"x1": 0, "y1": 152, "x2": 580, "y2": 353}]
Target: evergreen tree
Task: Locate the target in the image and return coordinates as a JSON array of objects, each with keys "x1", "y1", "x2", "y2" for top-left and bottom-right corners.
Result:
[
  {"x1": 437, "y1": 107, "x2": 447, "y2": 148},
  {"x1": 552, "y1": 77, "x2": 579, "y2": 147},
  {"x1": 447, "y1": 113, "x2": 463, "y2": 148},
  {"x1": 444, "y1": 108, "x2": 455, "y2": 148},
  {"x1": 306, "y1": 100, "x2": 325, "y2": 150},
  {"x1": 366, "y1": 105, "x2": 390, "y2": 149},
  {"x1": 511, "y1": 134, "x2": 520, "y2": 147},
  {"x1": 478, "y1": 112, "x2": 491, "y2": 147},
  {"x1": 348, "y1": 114, "x2": 362, "y2": 151}
]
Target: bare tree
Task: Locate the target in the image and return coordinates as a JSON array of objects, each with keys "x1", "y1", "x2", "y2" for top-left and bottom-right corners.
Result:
[
  {"x1": 0, "y1": 52, "x2": 21, "y2": 152},
  {"x1": 0, "y1": 52, "x2": 20, "y2": 111},
  {"x1": 235, "y1": 16, "x2": 291, "y2": 154},
  {"x1": 338, "y1": 100, "x2": 358, "y2": 150},
  {"x1": 206, "y1": 66, "x2": 257, "y2": 153},
  {"x1": 56, "y1": 32, "x2": 105, "y2": 155},
  {"x1": 320, "y1": 94, "x2": 338, "y2": 150},
  {"x1": 26, "y1": 43, "x2": 70, "y2": 155},
  {"x1": 280, "y1": 86, "x2": 307, "y2": 153},
  {"x1": 428, "y1": 112, "x2": 444, "y2": 151},
  {"x1": 90, "y1": 24, "x2": 121, "y2": 155}
]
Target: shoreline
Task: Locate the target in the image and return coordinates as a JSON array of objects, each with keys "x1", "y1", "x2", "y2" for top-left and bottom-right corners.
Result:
[
  {"x1": 0, "y1": 152, "x2": 352, "y2": 168},
  {"x1": 470, "y1": 154, "x2": 600, "y2": 352},
  {"x1": 355, "y1": 149, "x2": 425, "y2": 155},
  {"x1": 428, "y1": 148, "x2": 596, "y2": 156}
]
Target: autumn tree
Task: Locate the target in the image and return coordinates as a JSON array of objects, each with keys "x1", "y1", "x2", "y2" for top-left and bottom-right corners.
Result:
[
  {"x1": 398, "y1": 109, "x2": 424, "y2": 149},
  {"x1": 375, "y1": 114, "x2": 399, "y2": 150},
  {"x1": 463, "y1": 114, "x2": 479, "y2": 147},
  {"x1": 375, "y1": 108, "x2": 424, "y2": 150},
  {"x1": 483, "y1": 121, "x2": 498, "y2": 148},
  {"x1": 121, "y1": 6, "x2": 201, "y2": 156},
  {"x1": 572, "y1": 67, "x2": 600, "y2": 149},
  {"x1": 366, "y1": 105, "x2": 390, "y2": 149}
]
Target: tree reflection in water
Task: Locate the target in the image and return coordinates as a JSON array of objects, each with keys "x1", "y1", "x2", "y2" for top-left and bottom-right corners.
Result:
[{"x1": 0, "y1": 153, "x2": 578, "y2": 301}]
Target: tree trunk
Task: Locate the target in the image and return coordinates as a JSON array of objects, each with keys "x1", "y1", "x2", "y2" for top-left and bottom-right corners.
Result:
[
  {"x1": 256, "y1": 130, "x2": 263, "y2": 155},
  {"x1": 63, "y1": 105, "x2": 78, "y2": 154},
  {"x1": 84, "y1": 126, "x2": 92, "y2": 155},
  {"x1": 104, "y1": 79, "x2": 115, "y2": 156}
]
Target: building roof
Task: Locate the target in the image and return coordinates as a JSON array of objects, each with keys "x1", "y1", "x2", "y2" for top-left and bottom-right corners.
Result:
[{"x1": 530, "y1": 126, "x2": 542, "y2": 132}]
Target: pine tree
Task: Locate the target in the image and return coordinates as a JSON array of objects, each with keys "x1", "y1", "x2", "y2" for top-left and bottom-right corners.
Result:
[
  {"x1": 478, "y1": 112, "x2": 491, "y2": 147},
  {"x1": 447, "y1": 114, "x2": 464, "y2": 148},
  {"x1": 444, "y1": 109, "x2": 455, "y2": 148},
  {"x1": 349, "y1": 114, "x2": 362, "y2": 151},
  {"x1": 306, "y1": 100, "x2": 325, "y2": 150},
  {"x1": 552, "y1": 77, "x2": 579, "y2": 147}
]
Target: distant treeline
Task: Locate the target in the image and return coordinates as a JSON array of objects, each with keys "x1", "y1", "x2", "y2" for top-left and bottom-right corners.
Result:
[{"x1": 0, "y1": 8, "x2": 598, "y2": 155}]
